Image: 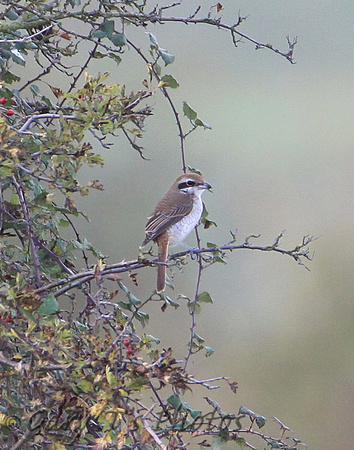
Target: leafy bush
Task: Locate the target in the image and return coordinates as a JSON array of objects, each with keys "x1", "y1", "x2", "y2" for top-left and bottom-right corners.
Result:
[{"x1": 0, "y1": 2, "x2": 310, "y2": 448}]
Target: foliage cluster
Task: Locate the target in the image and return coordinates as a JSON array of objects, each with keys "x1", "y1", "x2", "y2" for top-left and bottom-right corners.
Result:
[{"x1": 0, "y1": 1, "x2": 308, "y2": 448}]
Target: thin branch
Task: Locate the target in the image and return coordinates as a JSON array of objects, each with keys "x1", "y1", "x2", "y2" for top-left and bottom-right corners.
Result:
[
  {"x1": 11, "y1": 175, "x2": 43, "y2": 287},
  {"x1": 56, "y1": 42, "x2": 99, "y2": 111},
  {"x1": 18, "y1": 113, "x2": 76, "y2": 133},
  {"x1": 126, "y1": 38, "x2": 187, "y2": 172},
  {"x1": 61, "y1": 211, "x2": 90, "y2": 271},
  {"x1": 0, "y1": 25, "x2": 53, "y2": 43},
  {"x1": 16, "y1": 163, "x2": 62, "y2": 185},
  {"x1": 173, "y1": 232, "x2": 317, "y2": 271},
  {"x1": 121, "y1": 126, "x2": 149, "y2": 159},
  {"x1": 105, "y1": 290, "x2": 153, "y2": 358},
  {"x1": 33, "y1": 259, "x2": 150, "y2": 296},
  {"x1": 187, "y1": 375, "x2": 229, "y2": 389},
  {"x1": 122, "y1": 11, "x2": 297, "y2": 63},
  {"x1": 19, "y1": 65, "x2": 52, "y2": 92},
  {"x1": 32, "y1": 236, "x2": 75, "y2": 276},
  {"x1": 148, "y1": 380, "x2": 173, "y2": 424},
  {"x1": 32, "y1": 233, "x2": 316, "y2": 297},
  {"x1": 184, "y1": 228, "x2": 203, "y2": 371},
  {"x1": 134, "y1": 410, "x2": 167, "y2": 450}
]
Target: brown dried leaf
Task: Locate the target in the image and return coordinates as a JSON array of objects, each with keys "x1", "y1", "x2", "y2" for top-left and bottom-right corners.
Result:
[
  {"x1": 109, "y1": 290, "x2": 119, "y2": 300},
  {"x1": 229, "y1": 380, "x2": 239, "y2": 393},
  {"x1": 60, "y1": 32, "x2": 71, "y2": 41},
  {"x1": 129, "y1": 272, "x2": 138, "y2": 286},
  {"x1": 107, "y1": 273, "x2": 123, "y2": 282}
]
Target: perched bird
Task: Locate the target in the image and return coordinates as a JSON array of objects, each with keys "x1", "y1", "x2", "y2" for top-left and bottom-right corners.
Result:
[{"x1": 142, "y1": 172, "x2": 211, "y2": 292}]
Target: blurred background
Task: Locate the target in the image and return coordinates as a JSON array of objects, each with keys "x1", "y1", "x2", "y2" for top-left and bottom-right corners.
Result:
[{"x1": 62, "y1": 1, "x2": 353, "y2": 448}]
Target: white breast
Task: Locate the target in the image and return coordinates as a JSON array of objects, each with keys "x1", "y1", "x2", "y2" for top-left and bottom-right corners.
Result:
[{"x1": 168, "y1": 197, "x2": 203, "y2": 247}]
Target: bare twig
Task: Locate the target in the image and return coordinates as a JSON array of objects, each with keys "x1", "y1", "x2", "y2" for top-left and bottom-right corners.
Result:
[
  {"x1": 126, "y1": 38, "x2": 187, "y2": 172},
  {"x1": 11, "y1": 175, "x2": 43, "y2": 287},
  {"x1": 122, "y1": 11, "x2": 297, "y2": 63},
  {"x1": 184, "y1": 227, "x2": 203, "y2": 371},
  {"x1": 56, "y1": 42, "x2": 99, "y2": 112},
  {"x1": 188, "y1": 375, "x2": 229, "y2": 389},
  {"x1": 18, "y1": 113, "x2": 76, "y2": 133},
  {"x1": 134, "y1": 410, "x2": 167, "y2": 450},
  {"x1": 19, "y1": 65, "x2": 52, "y2": 92},
  {"x1": 0, "y1": 25, "x2": 53, "y2": 43},
  {"x1": 32, "y1": 233, "x2": 316, "y2": 297}
]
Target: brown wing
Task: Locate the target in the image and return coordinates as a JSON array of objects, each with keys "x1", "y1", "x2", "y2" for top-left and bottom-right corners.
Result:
[{"x1": 142, "y1": 201, "x2": 193, "y2": 246}]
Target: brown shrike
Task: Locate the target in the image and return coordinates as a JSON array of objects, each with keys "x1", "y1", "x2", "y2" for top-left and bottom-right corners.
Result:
[{"x1": 142, "y1": 173, "x2": 211, "y2": 293}]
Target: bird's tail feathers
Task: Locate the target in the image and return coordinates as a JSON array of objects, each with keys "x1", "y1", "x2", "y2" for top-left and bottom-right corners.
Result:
[{"x1": 156, "y1": 232, "x2": 169, "y2": 293}]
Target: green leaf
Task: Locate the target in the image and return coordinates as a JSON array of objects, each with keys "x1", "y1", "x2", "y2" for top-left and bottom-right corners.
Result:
[
  {"x1": 194, "y1": 117, "x2": 212, "y2": 129},
  {"x1": 147, "y1": 32, "x2": 159, "y2": 48},
  {"x1": 268, "y1": 441, "x2": 282, "y2": 449},
  {"x1": 108, "y1": 52, "x2": 122, "y2": 65},
  {"x1": 192, "y1": 332, "x2": 205, "y2": 343},
  {"x1": 117, "y1": 281, "x2": 141, "y2": 305},
  {"x1": 2, "y1": 72, "x2": 21, "y2": 84},
  {"x1": 5, "y1": 9, "x2": 19, "y2": 20},
  {"x1": 201, "y1": 206, "x2": 217, "y2": 229},
  {"x1": 215, "y1": 255, "x2": 227, "y2": 264},
  {"x1": 109, "y1": 32, "x2": 127, "y2": 47},
  {"x1": 38, "y1": 294, "x2": 59, "y2": 316},
  {"x1": 154, "y1": 62, "x2": 162, "y2": 76},
  {"x1": 255, "y1": 414, "x2": 266, "y2": 428},
  {"x1": 22, "y1": 308, "x2": 36, "y2": 323},
  {"x1": 159, "y1": 49, "x2": 175, "y2": 66},
  {"x1": 92, "y1": 51, "x2": 106, "y2": 59},
  {"x1": 238, "y1": 406, "x2": 255, "y2": 416},
  {"x1": 59, "y1": 219, "x2": 70, "y2": 227},
  {"x1": 167, "y1": 394, "x2": 181, "y2": 410},
  {"x1": 182, "y1": 101, "x2": 197, "y2": 121},
  {"x1": 190, "y1": 409, "x2": 202, "y2": 419},
  {"x1": 33, "y1": 191, "x2": 48, "y2": 205},
  {"x1": 142, "y1": 334, "x2": 160, "y2": 344},
  {"x1": 203, "y1": 218, "x2": 217, "y2": 229},
  {"x1": 0, "y1": 161, "x2": 15, "y2": 176},
  {"x1": 235, "y1": 437, "x2": 246, "y2": 447},
  {"x1": 163, "y1": 295, "x2": 180, "y2": 309},
  {"x1": 205, "y1": 346, "x2": 215, "y2": 357},
  {"x1": 213, "y1": 431, "x2": 229, "y2": 448},
  {"x1": 71, "y1": 238, "x2": 91, "y2": 251},
  {"x1": 1, "y1": 50, "x2": 12, "y2": 62},
  {"x1": 93, "y1": 20, "x2": 114, "y2": 39},
  {"x1": 3, "y1": 219, "x2": 28, "y2": 231},
  {"x1": 180, "y1": 401, "x2": 192, "y2": 412},
  {"x1": 10, "y1": 194, "x2": 20, "y2": 205},
  {"x1": 135, "y1": 311, "x2": 149, "y2": 327},
  {"x1": 106, "y1": 367, "x2": 116, "y2": 385},
  {"x1": 100, "y1": 20, "x2": 115, "y2": 37},
  {"x1": 198, "y1": 291, "x2": 213, "y2": 303},
  {"x1": 93, "y1": 51, "x2": 122, "y2": 65},
  {"x1": 76, "y1": 379, "x2": 93, "y2": 393},
  {"x1": 160, "y1": 74, "x2": 179, "y2": 89},
  {"x1": 30, "y1": 84, "x2": 40, "y2": 96},
  {"x1": 11, "y1": 49, "x2": 26, "y2": 66}
]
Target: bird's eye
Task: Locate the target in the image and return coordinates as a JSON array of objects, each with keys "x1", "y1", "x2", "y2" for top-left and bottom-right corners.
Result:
[{"x1": 178, "y1": 180, "x2": 195, "y2": 190}]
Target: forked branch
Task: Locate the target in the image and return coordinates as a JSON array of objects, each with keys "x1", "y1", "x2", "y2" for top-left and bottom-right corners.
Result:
[{"x1": 33, "y1": 232, "x2": 316, "y2": 298}]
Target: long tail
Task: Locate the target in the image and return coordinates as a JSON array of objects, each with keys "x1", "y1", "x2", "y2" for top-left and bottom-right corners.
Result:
[{"x1": 156, "y1": 231, "x2": 169, "y2": 293}]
